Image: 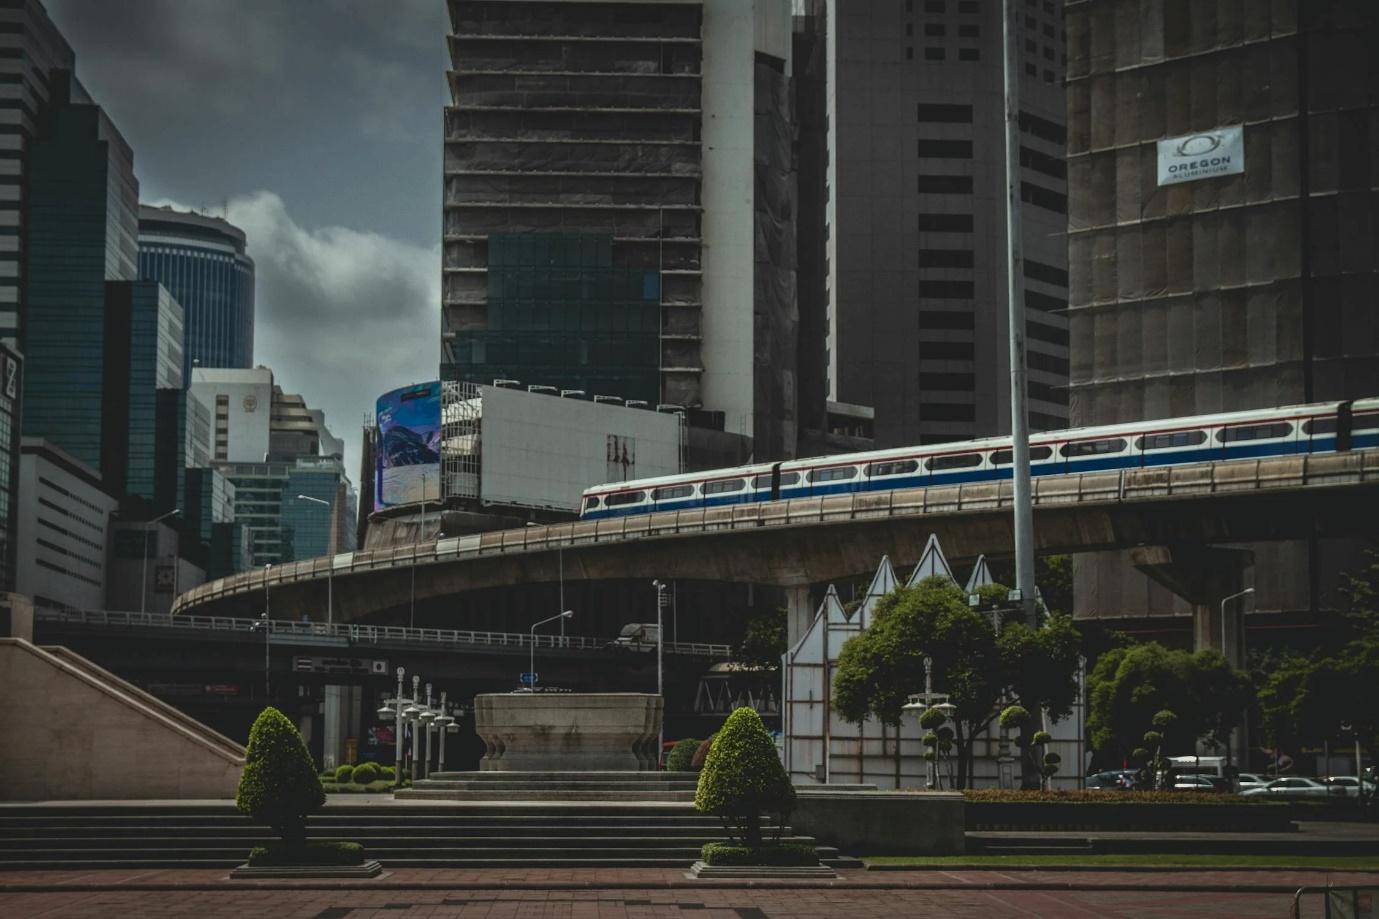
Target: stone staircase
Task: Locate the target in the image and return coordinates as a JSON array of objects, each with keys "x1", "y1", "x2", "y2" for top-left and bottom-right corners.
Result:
[
  {"x1": 396, "y1": 771, "x2": 698, "y2": 802},
  {"x1": 0, "y1": 801, "x2": 857, "y2": 870}
]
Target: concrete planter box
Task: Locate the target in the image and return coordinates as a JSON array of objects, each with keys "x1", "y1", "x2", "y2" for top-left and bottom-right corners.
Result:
[
  {"x1": 688, "y1": 861, "x2": 837, "y2": 879},
  {"x1": 474, "y1": 692, "x2": 662, "y2": 771},
  {"x1": 966, "y1": 800, "x2": 1295, "y2": 832},
  {"x1": 230, "y1": 860, "x2": 382, "y2": 879},
  {"x1": 789, "y1": 789, "x2": 965, "y2": 855}
]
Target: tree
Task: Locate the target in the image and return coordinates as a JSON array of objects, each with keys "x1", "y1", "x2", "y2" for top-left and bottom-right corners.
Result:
[
  {"x1": 735, "y1": 604, "x2": 788, "y2": 671},
  {"x1": 997, "y1": 613, "x2": 1082, "y2": 787},
  {"x1": 236, "y1": 707, "x2": 325, "y2": 850},
  {"x1": 694, "y1": 707, "x2": 795, "y2": 847},
  {"x1": 1086, "y1": 643, "x2": 1252, "y2": 767}
]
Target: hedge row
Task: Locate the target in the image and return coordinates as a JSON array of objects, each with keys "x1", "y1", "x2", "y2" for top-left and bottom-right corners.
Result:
[
  {"x1": 961, "y1": 789, "x2": 1272, "y2": 805},
  {"x1": 701, "y1": 842, "x2": 818, "y2": 867},
  {"x1": 246, "y1": 841, "x2": 364, "y2": 867},
  {"x1": 321, "y1": 780, "x2": 395, "y2": 795},
  {"x1": 320, "y1": 764, "x2": 396, "y2": 785}
]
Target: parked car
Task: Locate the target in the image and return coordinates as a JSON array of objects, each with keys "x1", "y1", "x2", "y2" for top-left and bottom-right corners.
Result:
[
  {"x1": 1318, "y1": 776, "x2": 1377, "y2": 798},
  {"x1": 609, "y1": 623, "x2": 660, "y2": 652},
  {"x1": 1086, "y1": 769, "x2": 1138, "y2": 790},
  {"x1": 1236, "y1": 772, "x2": 1268, "y2": 792},
  {"x1": 1242, "y1": 777, "x2": 1333, "y2": 799},
  {"x1": 1173, "y1": 773, "x2": 1230, "y2": 792}
]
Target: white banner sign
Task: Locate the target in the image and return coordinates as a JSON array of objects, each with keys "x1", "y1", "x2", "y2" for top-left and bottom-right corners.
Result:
[{"x1": 1157, "y1": 126, "x2": 1244, "y2": 186}]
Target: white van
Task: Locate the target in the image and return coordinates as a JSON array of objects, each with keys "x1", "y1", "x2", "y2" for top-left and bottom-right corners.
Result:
[{"x1": 610, "y1": 623, "x2": 660, "y2": 651}]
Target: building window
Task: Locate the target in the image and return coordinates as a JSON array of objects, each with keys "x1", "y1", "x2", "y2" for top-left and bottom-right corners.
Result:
[
  {"x1": 919, "y1": 279, "x2": 977, "y2": 298},
  {"x1": 1024, "y1": 259, "x2": 1069, "y2": 286},
  {"x1": 1026, "y1": 290, "x2": 1066, "y2": 312},
  {"x1": 925, "y1": 23, "x2": 945, "y2": 36},
  {"x1": 917, "y1": 213, "x2": 974, "y2": 231},
  {"x1": 1019, "y1": 145, "x2": 1066, "y2": 179},
  {"x1": 1043, "y1": 23, "x2": 1055, "y2": 37},
  {"x1": 924, "y1": 0, "x2": 946, "y2": 11},
  {"x1": 1025, "y1": 15, "x2": 1036, "y2": 28},
  {"x1": 959, "y1": 24, "x2": 979, "y2": 37},
  {"x1": 958, "y1": 0, "x2": 979, "y2": 12},
  {"x1": 924, "y1": 47, "x2": 946, "y2": 60},
  {"x1": 1027, "y1": 321, "x2": 1069, "y2": 346},
  {"x1": 906, "y1": 22, "x2": 914, "y2": 35},
  {"x1": 1044, "y1": 69, "x2": 1056, "y2": 83},
  {"x1": 906, "y1": 46, "x2": 914, "y2": 59},
  {"x1": 1019, "y1": 111, "x2": 1066, "y2": 144},
  {"x1": 1025, "y1": 38, "x2": 1037, "y2": 52},
  {"x1": 920, "y1": 340, "x2": 976, "y2": 360},
  {"x1": 918, "y1": 248, "x2": 975, "y2": 268},
  {"x1": 917, "y1": 139, "x2": 972, "y2": 158},
  {"x1": 916, "y1": 103, "x2": 972, "y2": 122},
  {"x1": 924, "y1": 403, "x2": 976, "y2": 422},
  {"x1": 919, "y1": 310, "x2": 975, "y2": 329},
  {"x1": 1021, "y1": 181, "x2": 1067, "y2": 214},
  {"x1": 959, "y1": 48, "x2": 979, "y2": 61},
  {"x1": 1029, "y1": 381, "x2": 1068, "y2": 405},
  {"x1": 1025, "y1": 62, "x2": 1038, "y2": 76},
  {"x1": 920, "y1": 372, "x2": 976, "y2": 391},
  {"x1": 1027, "y1": 350, "x2": 1070, "y2": 375},
  {"x1": 917, "y1": 174, "x2": 974, "y2": 193}
]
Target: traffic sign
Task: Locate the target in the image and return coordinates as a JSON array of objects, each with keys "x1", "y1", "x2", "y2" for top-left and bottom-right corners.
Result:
[{"x1": 519, "y1": 672, "x2": 538, "y2": 686}]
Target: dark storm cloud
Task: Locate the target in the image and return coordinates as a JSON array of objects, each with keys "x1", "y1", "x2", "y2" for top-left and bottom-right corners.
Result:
[{"x1": 46, "y1": 1, "x2": 449, "y2": 480}]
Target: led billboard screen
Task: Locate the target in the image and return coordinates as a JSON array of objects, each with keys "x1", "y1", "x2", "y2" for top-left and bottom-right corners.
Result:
[{"x1": 375, "y1": 381, "x2": 441, "y2": 510}]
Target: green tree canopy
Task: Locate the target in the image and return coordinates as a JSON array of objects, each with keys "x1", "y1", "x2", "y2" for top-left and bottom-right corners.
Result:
[
  {"x1": 1086, "y1": 643, "x2": 1252, "y2": 762},
  {"x1": 235, "y1": 706, "x2": 325, "y2": 848},
  {"x1": 734, "y1": 604, "x2": 788, "y2": 671}
]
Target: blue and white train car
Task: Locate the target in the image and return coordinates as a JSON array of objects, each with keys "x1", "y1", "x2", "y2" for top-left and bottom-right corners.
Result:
[{"x1": 579, "y1": 398, "x2": 1379, "y2": 520}]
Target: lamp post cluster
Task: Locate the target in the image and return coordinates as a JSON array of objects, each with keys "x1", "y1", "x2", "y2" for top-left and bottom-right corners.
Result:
[
  {"x1": 901, "y1": 656, "x2": 956, "y2": 790},
  {"x1": 376, "y1": 667, "x2": 463, "y2": 788}
]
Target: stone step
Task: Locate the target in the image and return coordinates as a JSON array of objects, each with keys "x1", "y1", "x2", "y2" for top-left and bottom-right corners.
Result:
[
  {"x1": 395, "y1": 789, "x2": 696, "y2": 802},
  {"x1": 0, "y1": 835, "x2": 822, "y2": 851},
  {"x1": 411, "y1": 781, "x2": 699, "y2": 792},
  {"x1": 0, "y1": 824, "x2": 767, "y2": 839},
  {"x1": 427, "y1": 771, "x2": 695, "y2": 781}
]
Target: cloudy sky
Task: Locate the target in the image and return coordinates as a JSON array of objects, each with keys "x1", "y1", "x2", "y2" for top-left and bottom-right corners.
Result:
[{"x1": 45, "y1": 0, "x2": 450, "y2": 483}]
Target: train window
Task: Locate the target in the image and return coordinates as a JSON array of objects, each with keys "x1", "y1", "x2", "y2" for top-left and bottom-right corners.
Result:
[
  {"x1": 751, "y1": 471, "x2": 801, "y2": 489},
  {"x1": 1061, "y1": 438, "x2": 1126, "y2": 458},
  {"x1": 990, "y1": 446, "x2": 1053, "y2": 464},
  {"x1": 927, "y1": 453, "x2": 982, "y2": 471},
  {"x1": 865, "y1": 459, "x2": 920, "y2": 477},
  {"x1": 584, "y1": 496, "x2": 601, "y2": 509},
  {"x1": 1218, "y1": 422, "x2": 1292, "y2": 443},
  {"x1": 809, "y1": 466, "x2": 858, "y2": 483},
  {"x1": 1359, "y1": 413, "x2": 1379, "y2": 431},
  {"x1": 1136, "y1": 431, "x2": 1208, "y2": 450},
  {"x1": 1313, "y1": 412, "x2": 1379, "y2": 434},
  {"x1": 702, "y1": 478, "x2": 746, "y2": 495},
  {"x1": 651, "y1": 484, "x2": 694, "y2": 501},
  {"x1": 604, "y1": 491, "x2": 645, "y2": 507}
]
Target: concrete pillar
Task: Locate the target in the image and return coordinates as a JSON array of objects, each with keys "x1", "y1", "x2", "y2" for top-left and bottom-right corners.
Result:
[
  {"x1": 784, "y1": 584, "x2": 814, "y2": 651},
  {"x1": 323, "y1": 684, "x2": 345, "y2": 771}
]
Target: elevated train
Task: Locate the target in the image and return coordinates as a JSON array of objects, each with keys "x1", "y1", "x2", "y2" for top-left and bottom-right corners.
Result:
[{"x1": 579, "y1": 398, "x2": 1379, "y2": 520}]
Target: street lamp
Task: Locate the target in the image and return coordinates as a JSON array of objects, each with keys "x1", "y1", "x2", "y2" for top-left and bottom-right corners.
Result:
[
  {"x1": 406, "y1": 674, "x2": 423, "y2": 783},
  {"x1": 528, "y1": 522, "x2": 567, "y2": 644},
  {"x1": 528, "y1": 610, "x2": 573, "y2": 691},
  {"x1": 901, "y1": 656, "x2": 956, "y2": 789},
  {"x1": 140, "y1": 508, "x2": 180, "y2": 615},
  {"x1": 1220, "y1": 587, "x2": 1254, "y2": 667},
  {"x1": 296, "y1": 494, "x2": 334, "y2": 624},
  {"x1": 376, "y1": 666, "x2": 411, "y2": 789},
  {"x1": 652, "y1": 580, "x2": 669, "y2": 762}
]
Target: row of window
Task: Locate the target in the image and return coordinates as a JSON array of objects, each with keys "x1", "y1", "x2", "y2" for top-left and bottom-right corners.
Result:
[{"x1": 595, "y1": 417, "x2": 1362, "y2": 508}]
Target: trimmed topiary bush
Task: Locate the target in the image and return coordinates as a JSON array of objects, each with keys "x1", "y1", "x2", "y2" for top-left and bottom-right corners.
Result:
[
  {"x1": 666, "y1": 738, "x2": 701, "y2": 772},
  {"x1": 236, "y1": 707, "x2": 327, "y2": 851},
  {"x1": 691, "y1": 735, "x2": 716, "y2": 770},
  {"x1": 350, "y1": 762, "x2": 380, "y2": 784},
  {"x1": 695, "y1": 707, "x2": 795, "y2": 848},
  {"x1": 701, "y1": 841, "x2": 817, "y2": 867},
  {"x1": 334, "y1": 764, "x2": 354, "y2": 783}
]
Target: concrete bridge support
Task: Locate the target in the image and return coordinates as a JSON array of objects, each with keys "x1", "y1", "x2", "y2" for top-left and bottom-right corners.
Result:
[
  {"x1": 1130, "y1": 544, "x2": 1254, "y2": 764},
  {"x1": 786, "y1": 584, "x2": 816, "y2": 651}
]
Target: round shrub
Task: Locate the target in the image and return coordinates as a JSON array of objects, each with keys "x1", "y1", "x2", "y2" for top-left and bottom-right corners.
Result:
[
  {"x1": 1130, "y1": 746, "x2": 1150, "y2": 763},
  {"x1": 695, "y1": 707, "x2": 794, "y2": 847},
  {"x1": 919, "y1": 706, "x2": 948, "y2": 730},
  {"x1": 236, "y1": 707, "x2": 326, "y2": 849},
  {"x1": 1151, "y1": 709, "x2": 1178, "y2": 730},
  {"x1": 999, "y1": 705, "x2": 1031, "y2": 731},
  {"x1": 351, "y1": 762, "x2": 380, "y2": 784},
  {"x1": 666, "y1": 738, "x2": 701, "y2": 772},
  {"x1": 1142, "y1": 730, "x2": 1164, "y2": 748},
  {"x1": 1031, "y1": 730, "x2": 1053, "y2": 746},
  {"x1": 1043, "y1": 751, "x2": 1061, "y2": 766},
  {"x1": 334, "y1": 764, "x2": 354, "y2": 783},
  {"x1": 921, "y1": 731, "x2": 939, "y2": 746}
]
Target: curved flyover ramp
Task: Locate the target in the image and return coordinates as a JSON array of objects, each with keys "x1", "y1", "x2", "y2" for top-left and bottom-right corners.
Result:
[{"x1": 0, "y1": 639, "x2": 244, "y2": 800}]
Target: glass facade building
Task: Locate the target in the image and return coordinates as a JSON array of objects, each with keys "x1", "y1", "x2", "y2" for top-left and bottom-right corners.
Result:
[
  {"x1": 0, "y1": 343, "x2": 21, "y2": 593},
  {"x1": 446, "y1": 234, "x2": 662, "y2": 403},
  {"x1": 22, "y1": 71, "x2": 138, "y2": 476},
  {"x1": 281, "y1": 463, "x2": 343, "y2": 562},
  {"x1": 138, "y1": 206, "x2": 254, "y2": 377}
]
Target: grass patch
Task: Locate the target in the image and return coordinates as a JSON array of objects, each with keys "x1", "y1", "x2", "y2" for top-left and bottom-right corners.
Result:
[
  {"x1": 864, "y1": 853, "x2": 1379, "y2": 870},
  {"x1": 246, "y1": 841, "x2": 364, "y2": 867}
]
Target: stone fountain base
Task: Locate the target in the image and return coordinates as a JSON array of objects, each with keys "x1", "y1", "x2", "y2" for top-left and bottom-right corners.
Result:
[{"x1": 473, "y1": 692, "x2": 663, "y2": 772}]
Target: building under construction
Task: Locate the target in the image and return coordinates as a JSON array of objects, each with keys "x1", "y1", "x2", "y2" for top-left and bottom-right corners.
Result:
[{"x1": 441, "y1": 0, "x2": 804, "y2": 461}]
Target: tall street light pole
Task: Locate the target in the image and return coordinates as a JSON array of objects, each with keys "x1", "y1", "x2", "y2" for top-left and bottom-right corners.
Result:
[
  {"x1": 528, "y1": 610, "x2": 573, "y2": 691},
  {"x1": 1219, "y1": 586, "x2": 1255, "y2": 768},
  {"x1": 296, "y1": 494, "x2": 334, "y2": 623},
  {"x1": 1001, "y1": 0, "x2": 1036, "y2": 626},
  {"x1": 528, "y1": 522, "x2": 567, "y2": 644},
  {"x1": 141, "y1": 507, "x2": 180, "y2": 615},
  {"x1": 652, "y1": 580, "x2": 668, "y2": 763}
]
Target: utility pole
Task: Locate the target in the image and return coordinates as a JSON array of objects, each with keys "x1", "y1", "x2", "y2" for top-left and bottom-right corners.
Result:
[{"x1": 1002, "y1": 0, "x2": 1037, "y2": 626}]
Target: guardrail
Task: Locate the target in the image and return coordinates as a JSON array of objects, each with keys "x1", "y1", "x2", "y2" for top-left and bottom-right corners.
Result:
[
  {"x1": 33, "y1": 608, "x2": 733, "y2": 659},
  {"x1": 173, "y1": 451, "x2": 1379, "y2": 614}
]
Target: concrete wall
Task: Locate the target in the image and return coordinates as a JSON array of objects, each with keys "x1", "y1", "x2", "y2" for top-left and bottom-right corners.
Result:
[
  {"x1": 791, "y1": 790, "x2": 965, "y2": 855},
  {"x1": 0, "y1": 639, "x2": 243, "y2": 800}
]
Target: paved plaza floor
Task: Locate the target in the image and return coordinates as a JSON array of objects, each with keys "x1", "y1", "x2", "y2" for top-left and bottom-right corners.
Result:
[{"x1": 3, "y1": 868, "x2": 1377, "y2": 918}]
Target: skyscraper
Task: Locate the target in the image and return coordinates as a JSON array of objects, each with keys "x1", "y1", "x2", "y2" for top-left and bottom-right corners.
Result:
[
  {"x1": 0, "y1": 0, "x2": 76, "y2": 346},
  {"x1": 1065, "y1": 1, "x2": 1379, "y2": 624},
  {"x1": 0, "y1": 343, "x2": 21, "y2": 594},
  {"x1": 21, "y1": 68, "x2": 139, "y2": 473},
  {"x1": 138, "y1": 205, "x2": 256, "y2": 377},
  {"x1": 442, "y1": 0, "x2": 802, "y2": 460},
  {"x1": 822, "y1": 0, "x2": 1069, "y2": 448}
]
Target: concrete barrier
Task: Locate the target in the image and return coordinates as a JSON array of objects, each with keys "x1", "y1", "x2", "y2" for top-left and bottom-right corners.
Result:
[
  {"x1": 789, "y1": 789, "x2": 965, "y2": 855},
  {"x1": 0, "y1": 639, "x2": 244, "y2": 800}
]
